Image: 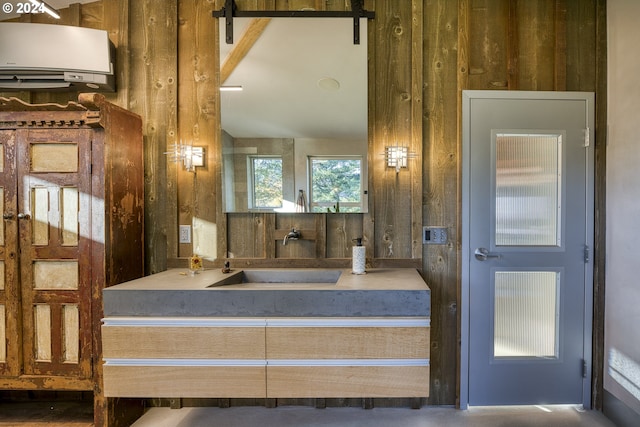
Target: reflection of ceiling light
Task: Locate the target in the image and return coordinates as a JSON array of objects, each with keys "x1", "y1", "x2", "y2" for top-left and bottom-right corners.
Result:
[
  {"x1": 220, "y1": 86, "x2": 243, "y2": 92},
  {"x1": 29, "y1": 0, "x2": 60, "y2": 19},
  {"x1": 317, "y1": 77, "x2": 340, "y2": 91}
]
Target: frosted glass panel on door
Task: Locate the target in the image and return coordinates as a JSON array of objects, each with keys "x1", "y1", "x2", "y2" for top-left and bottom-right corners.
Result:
[
  {"x1": 494, "y1": 271, "x2": 559, "y2": 358},
  {"x1": 495, "y1": 133, "x2": 562, "y2": 246}
]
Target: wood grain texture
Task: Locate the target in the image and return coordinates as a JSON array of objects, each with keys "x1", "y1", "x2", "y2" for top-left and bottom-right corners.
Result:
[
  {"x1": 467, "y1": 0, "x2": 510, "y2": 89},
  {"x1": 326, "y1": 214, "x2": 364, "y2": 258},
  {"x1": 227, "y1": 214, "x2": 267, "y2": 258},
  {"x1": 178, "y1": 0, "x2": 219, "y2": 261},
  {"x1": 0, "y1": 130, "x2": 20, "y2": 378},
  {"x1": 371, "y1": 1, "x2": 416, "y2": 260},
  {"x1": 423, "y1": 0, "x2": 460, "y2": 406},
  {"x1": 591, "y1": 0, "x2": 607, "y2": 411},
  {"x1": 267, "y1": 366, "x2": 429, "y2": 398},
  {"x1": 103, "y1": 366, "x2": 267, "y2": 398},
  {"x1": 129, "y1": 0, "x2": 177, "y2": 274},
  {"x1": 102, "y1": 326, "x2": 266, "y2": 359},
  {"x1": 266, "y1": 327, "x2": 430, "y2": 359},
  {"x1": 514, "y1": 1, "x2": 557, "y2": 90}
]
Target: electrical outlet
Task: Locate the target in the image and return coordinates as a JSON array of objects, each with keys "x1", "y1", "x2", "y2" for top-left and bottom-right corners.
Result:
[
  {"x1": 179, "y1": 225, "x2": 191, "y2": 244},
  {"x1": 423, "y1": 226, "x2": 447, "y2": 244}
]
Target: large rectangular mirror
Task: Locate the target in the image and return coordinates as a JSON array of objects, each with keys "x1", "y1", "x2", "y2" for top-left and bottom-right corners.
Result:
[{"x1": 220, "y1": 17, "x2": 368, "y2": 213}]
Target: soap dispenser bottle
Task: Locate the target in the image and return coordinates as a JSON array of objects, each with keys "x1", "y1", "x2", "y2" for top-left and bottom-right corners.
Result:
[{"x1": 352, "y1": 237, "x2": 366, "y2": 275}]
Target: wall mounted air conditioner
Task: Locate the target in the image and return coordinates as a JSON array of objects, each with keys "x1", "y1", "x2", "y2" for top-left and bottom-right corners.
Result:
[{"x1": 0, "y1": 22, "x2": 115, "y2": 92}]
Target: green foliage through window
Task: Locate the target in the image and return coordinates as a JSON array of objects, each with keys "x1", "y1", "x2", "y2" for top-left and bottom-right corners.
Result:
[
  {"x1": 251, "y1": 157, "x2": 283, "y2": 209},
  {"x1": 310, "y1": 157, "x2": 362, "y2": 213}
]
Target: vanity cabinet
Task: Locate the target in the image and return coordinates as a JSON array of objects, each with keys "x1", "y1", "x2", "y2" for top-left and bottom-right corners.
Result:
[
  {"x1": 102, "y1": 319, "x2": 267, "y2": 398},
  {"x1": 0, "y1": 94, "x2": 144, "y2": 427},
  {"x1": 266, "y1": 318, "x2": 430, "y2": 398},
  {"x1": 101, "y1": 317, "x2": 430, "y2": 399}
]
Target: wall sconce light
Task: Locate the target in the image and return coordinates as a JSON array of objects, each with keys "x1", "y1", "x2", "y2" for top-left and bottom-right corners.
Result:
[
  {"x1": 384, "y1": 144, "x2": 415, "y2": 173},
  {"x1": 165, "y1": 143, "x2": 205, "y2": 172}
]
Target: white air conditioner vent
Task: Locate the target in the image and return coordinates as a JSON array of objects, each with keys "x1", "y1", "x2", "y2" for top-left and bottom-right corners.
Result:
[{"x1": 0, "y1": 22, "x2": 115, "y2": 92}]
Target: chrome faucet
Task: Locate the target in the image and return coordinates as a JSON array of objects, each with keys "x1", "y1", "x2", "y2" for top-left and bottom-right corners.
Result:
[{"x1": 283, "y1": 228, "x2": 301, "y2": 245}]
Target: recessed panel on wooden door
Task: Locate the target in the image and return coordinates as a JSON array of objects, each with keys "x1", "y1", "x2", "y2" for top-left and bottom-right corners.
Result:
[
  {"x1": 0, "y1": 130, "x2": 19, "y2": 378},
  {"x1": 17, "y1": 129, "x2": 93, "y2": 378}
]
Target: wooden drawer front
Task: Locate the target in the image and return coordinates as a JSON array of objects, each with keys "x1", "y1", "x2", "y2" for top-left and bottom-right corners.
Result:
[
  {"x1": 103, "y1": 365, "x2": 266, "y2": 398},
  {"x1": 267, "y1": 365, "x2": 429, "y2": 398},
  {"x1": 102, "y1": 325, "x2": 265, "y2": 359},
  {"x1": 267, "y1": 327, "x2": 430, "y2": 359}
]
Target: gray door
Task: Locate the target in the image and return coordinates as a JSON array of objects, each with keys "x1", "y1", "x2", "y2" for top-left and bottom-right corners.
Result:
[{"x1": 461, "y1": 91, "x2": 594, "y2": 407}]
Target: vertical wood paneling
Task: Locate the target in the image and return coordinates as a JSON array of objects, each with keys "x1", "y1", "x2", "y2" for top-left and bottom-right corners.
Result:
[
  {"x1": 467, "y1": 0, "x2": 510, "y2": 90},
  {"x1": 102, "y1": 0, "x2": 132, "y2": 109},
  {"x1": 129, "y1": 0, "x2": 178, "y2": 274},
  {"x1": 275, "y1": 214, "x2": 317, "y2": 258},
  {"x1": 592, "y1": 0, "x2": 607, "y2": 411},
  {"x1": 326, "y1": 214, "x2": 364, "y2": 258},
  {"x1": 514, "y1": 0, "x2": 557, "y2": 90},
  {"x1": 227, "y1": 214, "x2": 266, "y2": 258},
  {"x1": 424, "y1": 0, "x2": 460, "y2": 406},
  {"x1": 178, "y1": 0, "x2": 219, "y2": 261},
  {"x1": 371, "y1": 1, "x2": 416, "y2": 259},
  {"x1": 565, "y1": 0, "x2": 597, "y2": 91},
  {"x1": 411, "y1": 0, "x2": 424, "y2": 260}
]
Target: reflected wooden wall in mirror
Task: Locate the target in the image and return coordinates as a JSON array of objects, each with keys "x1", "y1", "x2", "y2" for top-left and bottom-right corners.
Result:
[{"x1": 219, "y1": 17, "x2": 368, "y2": 213}]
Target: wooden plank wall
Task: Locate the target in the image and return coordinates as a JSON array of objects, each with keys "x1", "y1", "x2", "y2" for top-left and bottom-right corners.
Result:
[{"x1": 0, "y1": 0, "x2": 606, "y2": 409}]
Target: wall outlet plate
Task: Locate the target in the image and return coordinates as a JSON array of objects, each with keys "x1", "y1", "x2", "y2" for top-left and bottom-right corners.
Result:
[
  {"x1": 179, "y1": 225, "x2": 191, "y2": 244},
  {"x1": 423, "y1": 226, "x2": 447, "y2": 244}
]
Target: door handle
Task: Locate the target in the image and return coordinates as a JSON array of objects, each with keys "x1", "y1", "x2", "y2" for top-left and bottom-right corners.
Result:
[
  {"x1": 474, "y1": 247, "x2": 501, "y2": 261},
  {"x1": 3, "y1": 212, "x2": 14, "y2": 220},
  {"x1": 17, "y1": 213, "x2": 31, "y2": 220}
]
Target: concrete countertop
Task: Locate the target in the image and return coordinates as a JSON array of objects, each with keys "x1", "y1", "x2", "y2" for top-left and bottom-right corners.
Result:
[{"x1": 103, "y1": 268, "x2": 430, "y2": 318}]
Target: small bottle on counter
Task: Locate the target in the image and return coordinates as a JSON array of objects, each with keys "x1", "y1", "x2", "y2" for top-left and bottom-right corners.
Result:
[{"x1": 189, "y1": 254, "x2": 203, "y2": 275}]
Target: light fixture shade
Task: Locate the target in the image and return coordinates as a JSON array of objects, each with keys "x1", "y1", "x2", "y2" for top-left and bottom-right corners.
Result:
[
  {"x1": 165, "y1": 143, "x2": 205, "y2": 172},
  {"x1": 385, "y1": 146, "x2": 409, "y2": 171}
]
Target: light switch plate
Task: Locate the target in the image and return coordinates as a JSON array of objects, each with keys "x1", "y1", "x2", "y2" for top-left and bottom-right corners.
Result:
[{"x1": 423, "y1": 226, "x2": 447, "y2": 244}]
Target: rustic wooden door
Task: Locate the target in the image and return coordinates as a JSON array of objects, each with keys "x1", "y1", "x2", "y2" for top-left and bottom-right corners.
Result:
[{"x1": 10, "y1": 129, "x2": 93, "y2": 379}]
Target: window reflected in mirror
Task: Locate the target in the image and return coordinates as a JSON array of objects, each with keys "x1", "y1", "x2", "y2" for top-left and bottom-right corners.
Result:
[
  {"x1": 309, "y1": 157, "x2": 363, "y2": 213},
  {"x1": 249, "y1": 156, "x2": 283, "y2": 210}
]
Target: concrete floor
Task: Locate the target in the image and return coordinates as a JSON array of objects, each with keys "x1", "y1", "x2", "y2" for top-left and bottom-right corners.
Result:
[{"x1": 131, "y1": 405, "x2": 617, "y2": 427}]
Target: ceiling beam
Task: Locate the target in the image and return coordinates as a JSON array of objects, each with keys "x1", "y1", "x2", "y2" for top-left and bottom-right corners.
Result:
[{"x1": 220, "y1": 18, "x2": 271, "y2": 85}]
